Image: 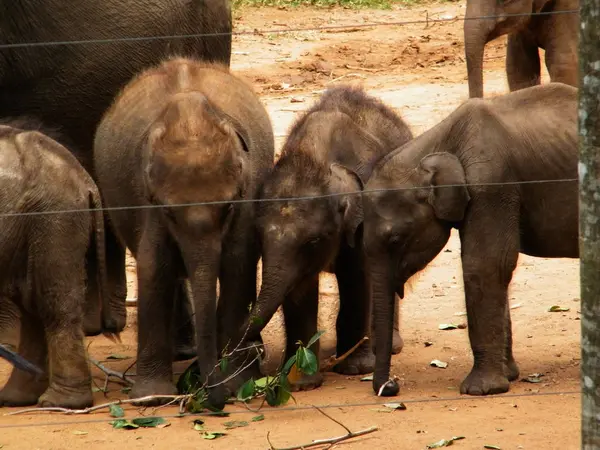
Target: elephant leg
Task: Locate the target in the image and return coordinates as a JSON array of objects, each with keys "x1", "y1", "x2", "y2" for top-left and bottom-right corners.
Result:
[
  {"x1": 459, "y1": 200, "x2": 519, "y2": 396},
  {"x1": 504, "y1": 304, "x2": 519, "y2": 381},
  {"x1": 506, "y1": 32, "x2": 541, "y2": 92},
  {"x1": 129, "y1": 229, "x2": 178, "y2": 405},
  {"x1": 370, "y1": 295, "x2": 404, "y2": 355},
  {"x1": 172, "y1": 281, "x2": 197, "y2": 362},
  {"x1": 544, "y1": 42, "x2": 578, "y2": 88},
  {"x1": 332, "y1": 245, "x2": 375, "y2": 375},
  {"x1": 283, "y1": 277, "x2": 323, "y2": 391},
  {"x1": 0, "y1": 306, "x2": 49, "y2": 407},
  {"x1": 0, "y1": 295, "x2": 20, "y2": 351}
]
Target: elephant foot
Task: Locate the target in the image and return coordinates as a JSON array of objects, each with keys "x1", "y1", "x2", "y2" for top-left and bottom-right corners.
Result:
[
  {"x1": 0, "y1": 379, "x2": 47, "y2": 407},
  {"x1": 289, "y1": 371, "x2": 324, "y2": 392},
  {"x1": 460, "y1": 367, "x2": 510, "y2": 396},
  {"x1": 129, "y1": 379, "x2": 177, "y2": 406},
  {"x1": 372, "y1": 377, "x2": 400, "y2": 397},
  {"x1": 332, "y1": 343, "x2": 375, "y2": 375},
  {"x1": 173, "y1": 344, "x2": 196, "y2": 362},
  {"x1": 505, "y1": 358, "x2": 520, "y2": 382},
  {"x1": 370, "y1": 330, "x2": 404, "y2": 356},
  {"x1": 38, "y1": 386, "x2": 93, "y2": 409}
]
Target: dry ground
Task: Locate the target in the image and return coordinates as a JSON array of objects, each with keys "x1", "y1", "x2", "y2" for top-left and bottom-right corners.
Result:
[{"x1": 0, "y1": 2, "x2": 581, "y2": 449}]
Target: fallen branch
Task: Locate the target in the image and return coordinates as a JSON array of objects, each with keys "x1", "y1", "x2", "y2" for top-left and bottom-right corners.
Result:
[
  {"x1": 89, "y1": 358, "x2": 136, "y2": 387},
  {"x1": 267, "y1": 406, "x2": 378, "y2": 450},
  {"x1": 343, "y1": 64, "x2": 383, "y2": 73},
  {"x1": 320, "y1": 336, "x2": 368, "y2": 372}
]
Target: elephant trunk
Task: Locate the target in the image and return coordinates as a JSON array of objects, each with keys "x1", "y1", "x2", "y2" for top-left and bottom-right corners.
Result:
[
  {"x1": 370, "y1": 256, "x2": 400, "y2": 397},
  {"x1": 464, "y1": 1, "x2": 495, "y2": 98},
  {"x1": 186, "y1": 243, "x2": 226, "y2": 410}
]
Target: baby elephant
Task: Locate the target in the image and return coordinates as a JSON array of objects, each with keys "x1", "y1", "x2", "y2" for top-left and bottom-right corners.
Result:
[{"x1": 0, "y1": 121, "x2": 117, "y2": 408}]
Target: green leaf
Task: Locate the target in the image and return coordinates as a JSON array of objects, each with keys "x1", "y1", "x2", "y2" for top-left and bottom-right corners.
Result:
[
  {"x1": 120, "y1": 387, "x2": 131, "y2": 394},
  {"x1": 306, "y1": 330, "x2": 326, "y2": 349},
  {"x1": 360, "y1": 374, "x2": 373, "y2": 381},
  {"x1": 220, "y1": 357, "x2": 229, "y2": 374},
  {"x1": 254, "y1": 376, "x2": 276, "y2": 389},
  {"x1": 281, "y1": 355, "x2": 297, "y2": 375},
  {"x1": 201, "y1": 432, "x2": 226, "y2": 440},
  {"x1": 106, "y1": 354, "x2": 130, "y2": 360},
  {"x1": 176, "y1": 361, "x2": 203, "y2": 395},
  {"x1": 193, "y1": 419, "x2": 205, "y2": 431},
  {"x1": 251, "y1": 414, "x2": 265, "y2": 422},
  {"x1": 110, "y1": 419, "x2": 139, "y2": 430},
  {"x1": 237, "y1": 378, "x2": 256, "y2": 401},
  {"x1": 548, "y1": 305, "x2": 570, "y2": 312},
  {"x1": 484, "y1": 446, "x2": 501, "y2": 449},
  {"x1": 223, "y1": 420, "x2": 248, "y2": 430},
  {"x1": 295, "y1": 347, "x2": 318, "y2": 376},
  {"x1": 250, "y1": 316, "x2": 264, "y2": 327},
  {"x1": 109, "y1": 404, "x2": 125, "y2": 418},
  {"x1": 131, "y1": 417, "x2": 167, "y2": 428},
  {"x1": 438, "y1": 324, "x2": 458, "y2": 330}
]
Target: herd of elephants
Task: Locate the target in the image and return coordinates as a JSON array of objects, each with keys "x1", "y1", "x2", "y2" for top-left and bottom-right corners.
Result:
[{"x1": 0, "y1": 0, "x2": 581, "y2": 411}]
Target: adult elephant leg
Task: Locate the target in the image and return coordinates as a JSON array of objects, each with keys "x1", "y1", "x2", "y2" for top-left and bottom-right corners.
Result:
[
  {"x1": 283, "y1": 276, "x2": 323, "y2": 391},
  {"x1": 544, "y1": 39, "x2": 579, "y2": 88},
  {"x1": 0, "y1": 303, "x2": 49, "y2": 406},
  {"x1": 504, "y1": 303, "x2": 519, "y2": 381},
  {"x1": 459, "y1": 198, "x2": 519, "y2": 396},
  {"x1": 0, "y1": 295, "x2": 20, "y2": 351},
  {"x1": 332, "y1": 244, "x2": 375, "y2": 375},
  {"x1": 129, "y1": 227, "x2": 178, "y2": 405},
  {"x1": 370, "y1": 295, "x2": 404, "y2": 355},
  {"x1": 172, "y1": 281, "x2": 196, "y2": 361},
  {"x1": 506, "y1": 32, "x2": 542, "y2": 92}
]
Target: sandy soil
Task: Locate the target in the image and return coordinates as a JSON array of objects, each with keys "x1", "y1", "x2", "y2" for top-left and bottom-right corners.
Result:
[{"x1": 0, "y1": 2, "x2": 581, "y2": 449}]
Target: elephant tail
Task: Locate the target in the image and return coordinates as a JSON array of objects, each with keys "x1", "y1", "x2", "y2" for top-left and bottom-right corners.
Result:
[{"x1": 88, "y1": 188, "x2": 120, "y2": 342}]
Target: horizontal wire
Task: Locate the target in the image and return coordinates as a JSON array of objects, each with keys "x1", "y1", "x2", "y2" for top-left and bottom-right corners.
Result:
[
  {"x1": 0, "y1": 178, "x2": 578, "y2": 218},
  {"x1": 0, "y1": 9, "x2": 579, "y2": 50},
  {"x1": 0, "y1": 389, "x2": 581, "y2": 429}
]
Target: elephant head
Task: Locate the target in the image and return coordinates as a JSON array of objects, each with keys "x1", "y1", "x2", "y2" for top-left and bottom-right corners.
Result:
[
  {"x1": 464, "y1": 0, "x2": 551, "y2": 97},
  {"x1": 238, "y1": 111, "x2": 375, "y2": 341},
  {"x1": 363, "y1": 151, "x2": 470, "y2": 396},
  {"x1": 143, "y1": 92, "x2": 249, "y2": 404}
]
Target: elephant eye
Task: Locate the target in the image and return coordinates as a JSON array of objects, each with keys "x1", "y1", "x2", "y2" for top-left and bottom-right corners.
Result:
[{"x1": 307, "y1": 237, "x2": 321, "y2": 246}]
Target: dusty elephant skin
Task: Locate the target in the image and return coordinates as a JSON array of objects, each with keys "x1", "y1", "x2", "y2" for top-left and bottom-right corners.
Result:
[
  {"x1": 464, "y1": 0, "x2": 579, "y2": 98},
  {"x1": 93, "y1": 58, "x2": 274, "y2": 409},
  {"x1": 0, "y1": 120, "x2": 118, "y2": 409},
  {"x1": 239, "y1": 85, "x2": 413, "y2": 391},
  {"x1": 0, "y1": 1, "x2": 232, "y2": 355},
  {"x1": 363, "y1": 82, "x2": 578, "y2": 397}
]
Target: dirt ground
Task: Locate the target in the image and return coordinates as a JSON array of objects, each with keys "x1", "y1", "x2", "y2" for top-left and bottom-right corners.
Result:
[{"x1": 0, "y1": 2, "x2": 582, "y2": 449}]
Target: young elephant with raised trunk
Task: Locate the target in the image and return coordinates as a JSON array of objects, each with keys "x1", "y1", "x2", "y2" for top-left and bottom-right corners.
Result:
[
  {"x1": 0, "y1": 121, "x2": 117, "y2": 408},
  {"x1": 362, "y1": 82, "x2": 578, "y2": 397},
  {"x1": 239, "y1": 85, "x2": 413, "y2": 390},
  {"x1": 94, "y1": 58, "x2": 274, "y2": 409}
]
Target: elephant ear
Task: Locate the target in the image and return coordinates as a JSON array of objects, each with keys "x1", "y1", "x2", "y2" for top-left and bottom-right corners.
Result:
[
  {"x1": 417, "y1": 152, "x2": 470, "y2": 222},
  {"x1": 328, "y1": 163, "x2": 364, "y2": 248}
]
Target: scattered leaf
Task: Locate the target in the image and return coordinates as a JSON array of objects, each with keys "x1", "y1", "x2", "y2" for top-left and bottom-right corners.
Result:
[
  {"x1": 120, "y1": 387, "x2": 131, "y2": 394},
  {"x1": 361, "y1": 374, "x2": 374, "y2": 381},
  {"x1": 254, "y1": 376, "x2": 276, "y2": 389},
  {"x1": 109, "y1": 404, "x2": 125, "y2": 418},
  {"x1": 110, "y1": 419, "x2": 139, "y2": 430},
  {"x1": 223, "y1": 420, "x2": 249, "y2": 430},
  {"x1": 424, "y1": 341, "x2": 434, "y2": 347},
  {"x1": 521, "y1": 373, "x2": 544, "y2": 383},
  {"x1": 484, "y1": 446, "x2": 501, "y2": 449},
  {"x1": 219, "y1": 357, "x2": 229, "y2": 373},
  {"x1": 201, "y1": 431, "x2": 226, "y2": 440},
  {"x1": 73, "y1": 430, "x2": 88, "y2": 435},
  {"x1": 106, "y1": 354, "x2": 130, "y2": 360},
  {"x1": 510, "y1": 303, "x2": 522, "y2": 310},
  {"x1": 131, "y1": 417, "x2": 167, "y2": 428},
  {"x1": 295, "y1": 347, "x2": 318, "y2": 375},
  {"x1": 426, "y1": 436, "x2": 465, "y2": 448},
  {"x1": 251, "y1": 414, "x2": 265, "y2": 422},
  {"x1": 250, "y1": 316, "x2": 264, "y2": 327},
  {"x1": 193, "y1": 419, "x2": 205, "y2": 431},
  {"x1": 430, "y1": 359, "x2": 448, "y2": 369},
  {"x1": 383, "y1": 402, "x2": 407, "y2": 410},
  {"x1": 548, "y1": 305, "x2": 570, "y2": 312},
  {"x1": 237, "y1": 378, "x2": 256, "y2": 402},
  {"x1": 438, "y1": 324, "x2": 459, "y2": 330}
]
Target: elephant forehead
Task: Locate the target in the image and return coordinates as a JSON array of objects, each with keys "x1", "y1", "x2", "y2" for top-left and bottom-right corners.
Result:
[{"x1": 265, "y1": 223, "x2": 298, "y2": 240}]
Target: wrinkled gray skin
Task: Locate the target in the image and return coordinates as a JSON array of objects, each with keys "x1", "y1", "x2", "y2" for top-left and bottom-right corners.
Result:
[
  {"x1": 0, "y1": 121, "x2": 117, "y2": 408},
  {"x1": 94, "y1": 58, "x2": 274, "y2": 409},
  {"x1": 363, "y1": 83, "x2": 578, "y2": 397},
  {"x1": 0, "y1": 0, "x2": 232, "y2": 359},
  {"x1": 238, "y1": 85, "x2": 413, "y2": 390},
  {"x1": 464, "y1": 0, "x2": 579, "y2": 98}
]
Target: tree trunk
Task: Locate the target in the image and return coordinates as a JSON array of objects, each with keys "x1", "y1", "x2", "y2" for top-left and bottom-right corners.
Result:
[{"x1": 579, "y1": 0, "x2": 600, "y2": 446}]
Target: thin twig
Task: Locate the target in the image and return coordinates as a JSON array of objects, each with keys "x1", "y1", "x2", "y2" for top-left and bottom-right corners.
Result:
[
  {"x1": 320, "y1": 336, "x2": 368, "y2": 372},
  {"x1": 89, "y1": 358, "x2": 135, "y2": 386},
  {"x1": 266, "y1": 406, "x2": 378, "y2": 450}
]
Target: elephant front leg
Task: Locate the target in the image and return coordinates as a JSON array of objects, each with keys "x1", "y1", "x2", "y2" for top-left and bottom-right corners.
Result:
[
  {"x1": 129, "y1": 232, "x2": 178, "y2": 405},
  {"x1": 506, "y1": 32, "x2": 541, "y2": 93},
  {"x1": 172, "y1": 281, "x2": 197, "y2": 362},
  {"x1": 459, "y1": 206, "x2": 520, "y2": 396},
  {"x1": 332, "y1": 245, "x2": 375, "y2": 375},
  {"x1": 283, "y1": 277, "x2": 324, "y2": 391}
]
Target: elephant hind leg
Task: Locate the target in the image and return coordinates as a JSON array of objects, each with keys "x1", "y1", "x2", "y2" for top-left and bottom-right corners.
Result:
[
  {"x1": 283, "y1": 277, "x2": 324, "y2": 392},
  {"x1": 506, "y1": 32, "x2": 541, "y2": 92},
  {"x1": 0, "y1": 303, "x2": 49, "y2": 407}
]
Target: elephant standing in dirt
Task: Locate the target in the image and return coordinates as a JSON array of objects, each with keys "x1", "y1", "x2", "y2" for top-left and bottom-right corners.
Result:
[
  {"x1": 94, "y1": 58, "x2": 274, "y2": 409},
  {"x1": 238, "y1": 85, "x2": 413, "y2": 390},
  {"x1": 0, "y1": 120, "x2": 118, "y2": 408},
  {"x1": 362, "y1": 83, "x2": 578, "y2": 397},
  {"x1": 464, "y1": 0, "x2": 579, "y2": 98},
  {"x1": 0, "y1": 0, "x2": 232, "y2": 357}
]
